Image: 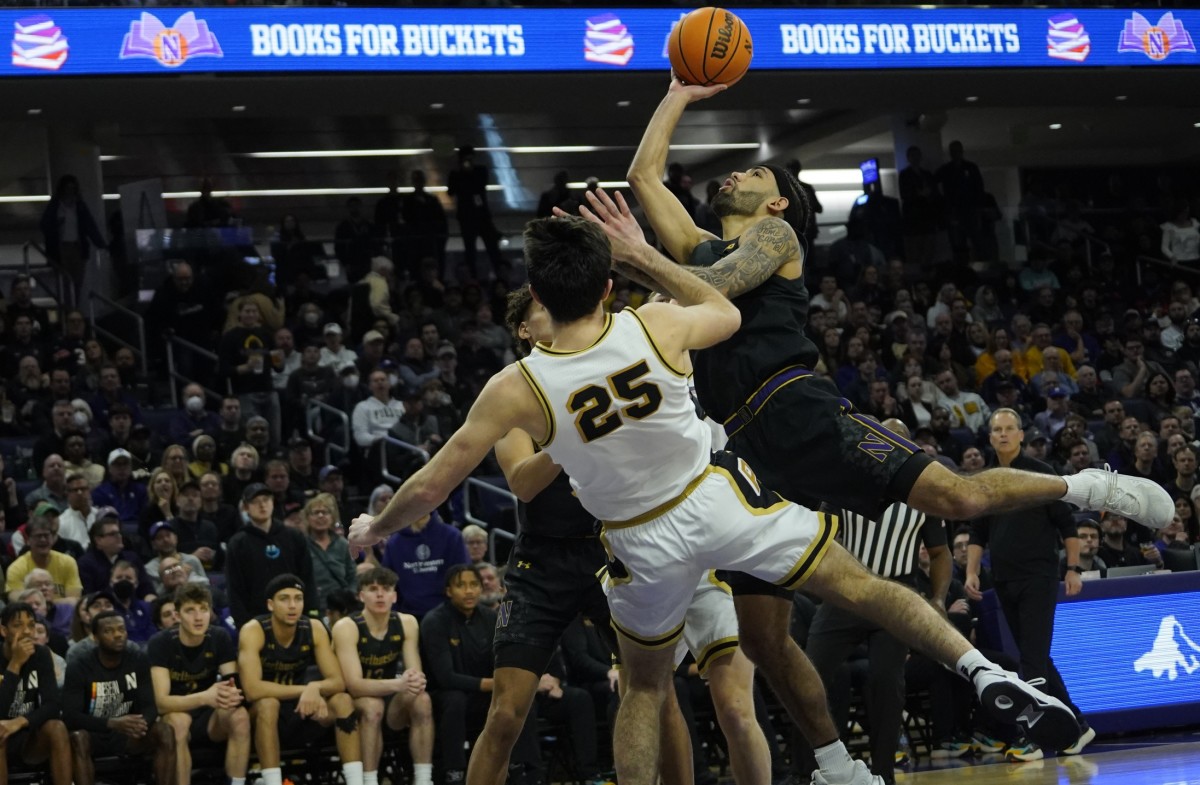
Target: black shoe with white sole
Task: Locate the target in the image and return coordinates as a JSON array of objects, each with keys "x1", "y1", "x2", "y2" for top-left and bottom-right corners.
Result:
[{"x1": 968, "y1": 667, "x2": 1081, "y2": 751}]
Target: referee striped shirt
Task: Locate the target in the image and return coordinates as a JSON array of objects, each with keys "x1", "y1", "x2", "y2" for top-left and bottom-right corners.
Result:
[{"x1": 833, "y1": 502, "x2": 946, "y2": 579}]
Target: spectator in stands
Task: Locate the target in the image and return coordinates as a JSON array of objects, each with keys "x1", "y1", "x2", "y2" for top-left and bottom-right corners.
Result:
[
  {"x1": 125, "y1": 425, "x2": 156, "y2": 481},
  {"x1": 244, "y1": 417, "x2": 274, "y2": 464},
  {"x1": 1161, "y1": 202, "x2": 1200, "y2": 266},
  {"x1": 898, "y1": 145, "x2": 940, "y2": 268},
  {"x1": 31, "y1": 379, "x2": 73, "y2": 438},
  {"x1": 1022, "y1": 427, "x2": 1050, "y2": 463},
  {"x1": 475, "y1": 562, "x2": 505, "y2": 610},
  {"x1": 9, "y1": 501, "x2": 81, "y2": 561},
  {"x1": 238, "y1": 575, "x2": 363, "y2": 785},
  {"x1": 166, "y1": 479, "x2": 221, "y2": 573},
  {"x1": 62, "y1": 433, "x2": 103, "y2": 490},
  {"x1": 304, "y1": 494, "x2": 355, "y2": 611},
  {"x1": 421, "y1": 564, "x2": 540, "y2": 785},
  {"x1": 148, "y1": 582, "x2": 249, "y2": 785},
  {"x1": 352, "y1": 370, "x2": 406, "y2": 456},
  {"x1": 1033, "y1": 388, "x2": 1072, "y2": 439},
  {"x1": 448, "y1": 145, "x2": 503, "y2": 280},
  {"x1": 285, "y1": 343, "x2": 336, "y2": 432},
  {"x1": 169, "y1": 384, "x2": 219, "y2": 448},
  {"x1": 403, "y1": 170, "x2": 449, "y2": 273},
  {"x1": 278, "y1": 438, "x2": 315, "y2": 498},
  {"x1": 213, "y1": 397, "x2": 245, "y2": 463},
  {"x1": 91, "y1": 449, "x2": 146, "y2": 524},
  {"x1": 397, "y1": 337, "x2": 439, "y2": 398},
  {"x1": 1065, "y1": 520, "x2": 1106, "y2": 576},
  {"x1": 1, "y1": 314, "x2": 44, "y2": 380},
  {"x1": 140, "y1": 468, "x2": 178, "y2": 538},
  {"x1": 150, "y1": 595, "x2": 176, "y2": 632},
  {"x1": 1092, "y1": 400, "x2": 1127, "y2": 459},
  {"x1": 318, "y1": 466, "x2": 350, "y2": 516},
  {"x1": 1166, "y1": 446, "x2": 1198, "y2": 500},
  {"x1": 392, "y1": 392, "x2": 442, "y2": 466},
  {"x1": 146, "y1": 261, "x2": 211, "y2": 370},
  {"x1": 64, "y1": 611, "x2": 175, "y2": 785},
  {"x1": 3, "y1": 275, "x2": 50, "y2": 337},
  {"x1": 319, "y1": 324, "x2": 358, "y2": 371},
  {"x1": 59, "y1": 472, "x2": 98, "y2": 548},
  {"x1": 331, "y1": 566, "x2": 433, "y2": 785},
  {"x1": 1098, "y1": 512, "x2": 1160, "y2": 568},
  {"x1": 223, "y1": 444, "x2": 262, "y2": 508},
  {"x1": 978, "y1": 350, "x2": 1029, "y2": 407},
  {"x1": 77, "y1": 513, "x2": 153, "y2": 597},
  {"x1": 197, "y1": 472, "x2": 239, "y2": 543},
  {"x1": 219, "y1": 300, "x2": 279, "y2": 449},
  {"x1": 187, "y1": 435, "x2": 226, "y2": 480},
  {"x1": 361, "y1": 256, "x2": 401, "y2": 331},
  {"x1": 1071, "y1": 365, "x2": 1110, "y2": 418},
  {"x1": 1146, "y1": 371, "x2": 1178, "y2": 425},
  {"x1": 25, "y1": 454, "x2": 70, "y2": 515},
  {"x1": 1061, "y1": 440, "x2": 1094, "y2": 475},
  {"x1": 1173, "y1": 367, "x2": 1200, "y2": 416},
  {"x1": 21, "y1": 573, "x2": 71, "y2": 643},
  {"x1": 91, "y1": 403, "x2": 133, "y2": 465},
  {"x1": 89, "y1": 366, "x2": 142, "y2": 433},
  {"x1": 0, "y1": 600, "x2": 72, "y2": 785},
  {"x1": 145, "y1": 521, "x2": 207, "y2": 594},
  {"x1": 960, "y1": 447, "x2": 986, "y2": 474},
  {"x1": 368, "y1": 485, "x2": 393, "y2": 517},
  {"x1": 8, "y1": 356, "x2": 49, "y2": 433},
  {"x1": 461, "y1": 525, "x2": 488, "y2": 565},
  {"x1": 354, "y1": 331, "x2": 388, "y2": 378},
  {"x1": 1113, "y1": 335, "x2": 1167, "y2": 400},
  {"x1": 334, "y1": 197, "x2": 375, "y2": 283},
  {"x1": 263, "y1": 460, "x2": 302, "y2": 516},
  {"x1": 1120, "y1": 431, "x2": 1169, "y2": 486},
  {"x1": 455, "y1": 322, "x2": 503, "y2": 386},
  {"x1": 471, "y1": 306, "x2": 513, "y2": 366},
  {"x1": 48, "y1": 311, "x2": 87, "y2": 375},
  {"x1": 106, "y1": 561, "x2": 155, "y2": 644},
  {"x1": 1031, "y1": 348, "x2": 1077, "y2": 398},
  {"x1": 226, "y1": 485, "x2": 315, "y2": 627},
  {"x1": 271, "y1": 327, "x2": 301, "y2": 395},
  {"x1": 432, "y1": 342, "x2": 475, "y2": 413},
  {"x1": 934, "y1": 369, "x2": 989, "y2": 432},
  {"x1": 382, "y1": 511, "x2": 468, "y2": 620},
  {"x1": 6, "y1": 513, "x2": 83, "y2": 602}
]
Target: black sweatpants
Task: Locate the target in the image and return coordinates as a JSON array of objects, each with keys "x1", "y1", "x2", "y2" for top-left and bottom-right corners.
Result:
[
  {"x1": 431, "y1": 689, "x2": 540, "y2": 770},
  {"x1": 993, "y1": 578, "x2": 1083, "y2": 722},
  {"x1": 800, "y1": 602, "x2": 909, "y2": 782}
]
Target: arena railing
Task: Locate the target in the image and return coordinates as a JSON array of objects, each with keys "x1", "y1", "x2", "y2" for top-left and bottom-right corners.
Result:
[
  {"x1": 88, "y1": 290, "x2": 148, "y2": 376},
  {"x1": 462, "y1": 477, "x2": 517, "y2": 565},
  {"x1": 165, "y1": 333, "x2": 228, "y2": 406},
  {"x1": 379, "y1": 434, "x2": 429, "y2": 486},
  {"x1": 1135, "y1": 254, "x2": 1200, "y2": 287},
  {"x1": 21, "y1": 240, "x2": 75, "y2": 313},
  {"x1": 305, "y1": 398, "x2": 351, "y2": 466}
]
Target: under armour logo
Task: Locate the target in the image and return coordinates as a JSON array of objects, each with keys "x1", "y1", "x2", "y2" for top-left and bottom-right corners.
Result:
[
  {"x1": 1016, "y1": 705, "x2": 1044, "y2": 729},
  {"x1": 517, "y1": 560, "x2": 531, "y2": 569}
]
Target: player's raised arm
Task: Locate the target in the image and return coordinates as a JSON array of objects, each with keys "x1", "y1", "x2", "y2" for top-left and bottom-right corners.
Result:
[
  {"x1": 677, "y1": 214, "x2": 801, "y2": 299},
  {"x1": 626, "y1": 78, "x2": 725, "y2": 264}
]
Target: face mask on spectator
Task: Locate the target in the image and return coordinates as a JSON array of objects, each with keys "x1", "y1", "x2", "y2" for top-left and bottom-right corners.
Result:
[
  {"x1": 112, "y1": 579, "x2": 136, "y2": 602},
  {"x1": 186, "y1": 396, "x2": 205, "y2": 414},
  {"x1": 343, "y1": 374, "x2": 360, "y2": 389}
]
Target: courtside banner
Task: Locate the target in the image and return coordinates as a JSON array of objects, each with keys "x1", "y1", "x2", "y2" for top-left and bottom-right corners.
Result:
[{"x1": 4, "y1": 6, "x2": 1198, "y2": 76}]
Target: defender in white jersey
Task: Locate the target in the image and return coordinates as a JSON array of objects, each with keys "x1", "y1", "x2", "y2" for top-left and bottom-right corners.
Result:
[{"x1": 349, "y1": 198, "x2": 1079, "y2": 785}]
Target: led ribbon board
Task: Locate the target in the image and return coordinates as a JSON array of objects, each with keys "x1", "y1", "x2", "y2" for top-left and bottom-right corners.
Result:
[{"x1": 3, "y1": 7, "x2": 1198, "y2": 76}]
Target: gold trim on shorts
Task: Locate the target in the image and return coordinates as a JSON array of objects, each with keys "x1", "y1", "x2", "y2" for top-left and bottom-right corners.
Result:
[
  {"x1": 602, "y1": 467, "x2": 713, "y2": 529},
  {"x1": 777, "y1": 510, "x2": 839, "y2": 590},
  {"x1": 611, "y1": 616, "x2": 685, "y2": 651},
  {"x1": 695, "y1": 635, "x2": 739, "y2": 676}
]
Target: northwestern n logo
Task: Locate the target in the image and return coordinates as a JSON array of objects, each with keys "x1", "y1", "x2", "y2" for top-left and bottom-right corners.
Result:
[
  {"x1": 496, "y1": 601, "x2": 513, "y2": 628},
  {"x1": 857, "y1": 432, "x2": 895, "y2": 463}
]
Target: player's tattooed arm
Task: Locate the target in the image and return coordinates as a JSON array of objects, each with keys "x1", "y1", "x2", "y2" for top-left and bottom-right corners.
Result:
[
  {"x1": 678, "y1": 217, "x2": 799, "y2": 299},
  {"x1": 612, "y1": 260, "x2": 665, "y2": 293}
]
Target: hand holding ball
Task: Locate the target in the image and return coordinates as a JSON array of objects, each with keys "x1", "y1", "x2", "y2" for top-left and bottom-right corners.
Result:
[{"x1": 668, "y1": 7, "x2": 752, "y2": 87}]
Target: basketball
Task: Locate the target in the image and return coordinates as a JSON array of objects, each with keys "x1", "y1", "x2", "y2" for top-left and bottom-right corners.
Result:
[{"x1": 668, "y1": 7, "x2": 753, "y2": 87}]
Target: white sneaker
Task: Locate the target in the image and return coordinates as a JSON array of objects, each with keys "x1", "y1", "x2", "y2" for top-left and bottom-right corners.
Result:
[
  {"x1": 1061, "y1": 724, "x2": 1096, "y2": 755},
  {"x1": 967, "y1": 667, "x2": 1081, "y2": 752},
  {"x1": 1072, "y1": 466, "x2": 1175, "y2": 529},
  {"x1": 810, "y1": 760, "x2": 886, "y2": 785}
]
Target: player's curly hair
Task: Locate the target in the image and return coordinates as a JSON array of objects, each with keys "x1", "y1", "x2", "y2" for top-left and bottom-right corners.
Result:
[{"x1": 505, "y1": 286, "x2": 535, "y2": 353}]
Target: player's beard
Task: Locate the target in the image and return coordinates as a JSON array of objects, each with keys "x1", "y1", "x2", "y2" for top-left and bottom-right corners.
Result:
[{"x1": 711, "y1": 189, "x2": 768, "y2": 218}]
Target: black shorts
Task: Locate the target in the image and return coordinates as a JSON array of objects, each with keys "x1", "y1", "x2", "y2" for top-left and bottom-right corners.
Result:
[
  {"x1": 79, "y1": 730, "x2": 135, "y2": 757},
  {"x1": 5, "y1": 728, "x2": 35, "y2": 761},
  {"x1": 276, "y1": 700, "x2": 334, "y2": 748},
  {"x1": 493, "y1": 533, "x2": 612, "y2": 674},
  {"x1": 187, "y1": 707, "x2": 217, "y2": 747},
  {"x1": 720, "y1": 370, "x2": 933, "y2": 598}
]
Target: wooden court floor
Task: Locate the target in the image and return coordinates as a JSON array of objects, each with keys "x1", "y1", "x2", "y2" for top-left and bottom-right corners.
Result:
[{"x1": 898, "y1": 740, "x2": 1200, "y2": 784}]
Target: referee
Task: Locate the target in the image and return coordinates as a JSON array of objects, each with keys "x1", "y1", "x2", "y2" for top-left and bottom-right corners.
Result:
[
  {"x1": 965, "y1": 408, "x2": 1092, "y2": 761},
  {"x1": 800, "y1": 418, "x2": 951, "y2": 785}
]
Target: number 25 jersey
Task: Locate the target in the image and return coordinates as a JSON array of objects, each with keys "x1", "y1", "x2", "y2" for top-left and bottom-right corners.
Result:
[{"x1": 518, "y1": 308, "x2": 712, "y2": 522}]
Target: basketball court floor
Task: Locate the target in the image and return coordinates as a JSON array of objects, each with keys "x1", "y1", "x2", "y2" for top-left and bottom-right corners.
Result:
[{"x1": 899, "y1": 731, "x2": 1200, "y2": 784}]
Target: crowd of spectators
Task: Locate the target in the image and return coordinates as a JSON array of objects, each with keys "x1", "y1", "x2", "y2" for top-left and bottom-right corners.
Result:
[{"x1": 2, "y1": 139, "x2": 1199, "y2": 783}]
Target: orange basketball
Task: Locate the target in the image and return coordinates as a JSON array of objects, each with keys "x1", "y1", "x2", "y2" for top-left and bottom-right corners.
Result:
[{"x1": 668, "y1": 7, "x2": 752, "y2": 87}]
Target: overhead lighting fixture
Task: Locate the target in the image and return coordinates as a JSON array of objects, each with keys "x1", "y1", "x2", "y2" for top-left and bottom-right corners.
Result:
[
  {"x1": 27, "y1": 108, "x2": 41, "y2": 115},
  {"x1": 243, "y1": 142, "x2": 763, "y2": 159},
  {"x1": 1049, "y1": 123, "x2": 1063, "y2": 130},
  {"x1": 232, "y1": 105, "x2": 246, "y2": 112},
  {"x1": 1115, "y1": 95, "x2": 1128, "y2": 101},
  {"x1": 796, "y1": 98, "x2": 812, "y2": 105},
  {"x1": 1194, "y1": 122, "x2": 1200, "y2": 128},
  {"x1": 617, "y1": 100, "x2": 631, "y2": 107},
  {"x1": 99, "y1": 155, "x2": 121, "y2": 162},
  {"x1": 568, "y1": 181, "x2": 629, "y2": 190},
  {"x1": 0, "y1": 184, "x2": 505, "y2": 205},
  {"x1": 965, "y1": 96, "x2": 979, "y2": 102},
  {"x1": 430, "y1": 102, "x2": 444, "y2": 109}
]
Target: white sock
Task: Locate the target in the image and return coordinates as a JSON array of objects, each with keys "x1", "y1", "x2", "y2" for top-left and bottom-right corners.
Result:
[
  {"x1": 363, "y1": 771, "x2": 379, "y2": 785},
  {"x1": 261, "y1": 769, "x2": 283, "y2": 785},
  {"x1": 813, "y1": 740, "x2": 855, "y2": 783},
  {"x1": 231, "y1": 778, "x2": 246, "y2": 785},
  {"x1": 413, "y1": 763, "x2": 434, "y2": 785},
  {"x1": 956, "y1": 649, "x2": 996, "y2": 681},
  {"x1": 343, "y1": 761, "x2": 364, "y2": 785},
  {"x1": 1060, "y1": 474, "x2": 1094, "y2": 507}
]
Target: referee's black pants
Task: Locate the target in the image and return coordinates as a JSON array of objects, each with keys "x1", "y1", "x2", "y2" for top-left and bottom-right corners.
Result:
[
  {"x1": 800, "y1": 601, "x2": 909, "y2": 782},
  {"x1": 993, "y1": 578, "x2": 1084, "y2": 723}
]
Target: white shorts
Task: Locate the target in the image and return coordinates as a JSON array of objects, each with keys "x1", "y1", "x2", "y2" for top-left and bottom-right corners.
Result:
[
  {"x1": 675, "y1": 572, "x2": 739, "y2": 677},
  {"x1": 599, "y1": 452, "x2": 837, "y2": 650}
]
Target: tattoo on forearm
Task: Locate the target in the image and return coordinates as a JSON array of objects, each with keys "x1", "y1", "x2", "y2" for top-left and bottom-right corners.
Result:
[{"x1": 680, "y1": 218, "x2": 799, "y2": 299}]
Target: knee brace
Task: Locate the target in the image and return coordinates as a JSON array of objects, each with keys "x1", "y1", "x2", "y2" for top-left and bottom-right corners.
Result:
[{"x1": 335, "y1": 709, "x2": 360, "y2": 734}]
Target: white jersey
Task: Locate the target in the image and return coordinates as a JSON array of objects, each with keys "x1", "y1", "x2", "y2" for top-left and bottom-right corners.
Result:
[{"x1": 519, "y1": 309, "x2": 712, "y2": 522}]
